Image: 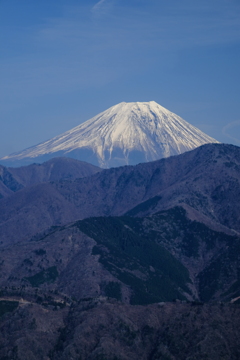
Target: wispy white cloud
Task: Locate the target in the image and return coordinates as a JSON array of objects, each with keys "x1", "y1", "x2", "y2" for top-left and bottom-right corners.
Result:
[
  {"x1": 92, "y1": 0, "x2": 113, "y2": 15},
  {"x1": 1, "y1": 0, "x2": 240, "y2": 106},
  {"x1": 1, "y1": 1, "x2": 240, "y2": 113},
  {"x1": 0, "y1": 0, "x2": 240, "y2": 157},
  {"x1": 37, "y1": 2, "x2": 240, "y2": 56},
  {"x1": 92, "y1": 0, "x2": 107, "y2": 10},
  {"x1": 222, "y1": 121, "x2": 240, "y2": 144}
]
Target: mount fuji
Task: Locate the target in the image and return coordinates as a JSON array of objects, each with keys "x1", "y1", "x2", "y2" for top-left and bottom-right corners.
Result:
[{"x1": 0, "y1": 101, "x2": 219, "y2": 168}]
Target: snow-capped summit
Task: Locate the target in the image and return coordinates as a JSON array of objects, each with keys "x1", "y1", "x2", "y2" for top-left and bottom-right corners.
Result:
[{"x1": 0, "y1": 101, "x2": 219, "y2": 168}]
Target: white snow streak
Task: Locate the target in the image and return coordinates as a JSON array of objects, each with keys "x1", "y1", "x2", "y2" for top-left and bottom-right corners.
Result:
[{"x1": 1, "y1": 101, "x2": 219, "y2": 167}]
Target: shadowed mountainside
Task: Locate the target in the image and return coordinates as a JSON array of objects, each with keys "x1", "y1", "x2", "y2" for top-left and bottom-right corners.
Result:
[
  {"x1": 1, "y1": 143, "x2": 240, "y2": 359},
  {"x1": 0, "y1": 157, "x2": 101, "y2": 198},
  {"x1": 1, "y1": 207, "x2": 239, "y2": 304},
  {"x1": 0, "y1": 143, "x2": 240, "y2": 246},
  {"x1": 0, "y1": 298, "x2": 239, "y2": 360}
]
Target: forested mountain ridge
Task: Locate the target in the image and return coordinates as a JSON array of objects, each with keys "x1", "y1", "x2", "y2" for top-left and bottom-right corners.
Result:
[{"x1": 0, "y1": 143, "x2": 240, "y2": 360}]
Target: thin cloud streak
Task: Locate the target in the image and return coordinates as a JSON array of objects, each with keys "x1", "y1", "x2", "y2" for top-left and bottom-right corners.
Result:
[
  {"x1": 92, "y1": 0, "x2": 107, "y2": 11},
  {"x1": 1, "y1": 1, "x2": 240, "y2": 105},
  {"x1": 222, "y1": 121, "x2": 240, "y2": 145},
  {"x1": 39, "y1": 3, "x2": 240, "y2": 50},
  {"x1": 0, "y1": 0, "x2": 240, "y2": 156},
  {"x1": 91, "y1": 0, "x2": 113, "y2": 15}
]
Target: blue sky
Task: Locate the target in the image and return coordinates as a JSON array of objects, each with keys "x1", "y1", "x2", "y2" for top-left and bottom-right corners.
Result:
[{"x1": 0, "y1": 0, "x2": 240, "y2": 157}]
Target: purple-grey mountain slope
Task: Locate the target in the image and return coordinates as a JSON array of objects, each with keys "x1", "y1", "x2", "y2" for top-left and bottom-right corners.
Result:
[
  {"x1": 0, "y1": 143, "x2": 239, "y2": 246},
  {"x1": 0, "y1": 157, "x2": 101, "y2": 198},
  {"x1": 1, "y1": 144, "x2": 240, "y2": 360}
]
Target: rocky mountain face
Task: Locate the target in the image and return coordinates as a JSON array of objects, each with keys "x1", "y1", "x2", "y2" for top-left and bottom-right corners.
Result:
[
  {"x1": 0, "y1": 157, "x2": 101, "y2": 198},
  {"x1": 0, "y1": 206, "x2": 239, "y2": 305},
  {"x1": 0, "y1": 209, "x2": 240, "y2": 359},
  {"x1": 1, "y1": 298, "x2": 239, "y2": 360},
  {"x1": 0, "y1": 101, "x2": 219, "y2": 168},
  {"x1": 0, "y1": 143, "x2": 240, "y2": 359}
]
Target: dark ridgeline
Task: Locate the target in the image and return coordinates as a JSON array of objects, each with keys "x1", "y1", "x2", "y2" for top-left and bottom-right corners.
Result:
[{"x1": 0, "y1": 157, "x2": 101, "y2": 198}]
